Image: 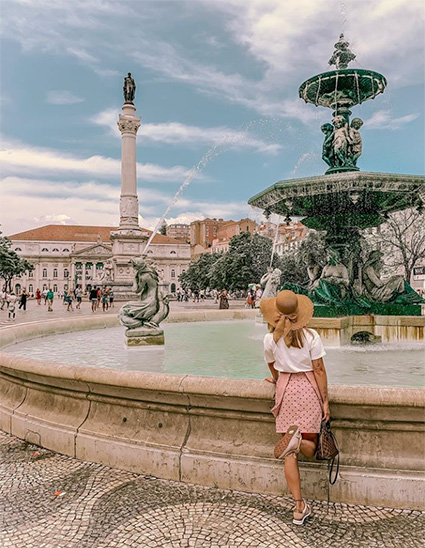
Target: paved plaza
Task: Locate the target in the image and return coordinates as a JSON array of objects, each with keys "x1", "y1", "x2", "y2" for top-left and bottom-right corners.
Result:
[
  {"x1": 0, "y1": 297, "x2": 246, "y2": 328},
  {"x1": 0, "y1": 432, "x2": 423, "y2": 548}
]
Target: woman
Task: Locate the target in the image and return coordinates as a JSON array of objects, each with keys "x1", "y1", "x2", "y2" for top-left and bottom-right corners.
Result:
[
  {"x1": 260, "y1": 290, "x2": 330, "y2": 526},
  {"x1": 218, "y1": 289, "x2": 229, "y2": 309}
]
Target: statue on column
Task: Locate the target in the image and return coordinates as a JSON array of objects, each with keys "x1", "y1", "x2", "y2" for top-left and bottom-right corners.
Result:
[{"x1": 123, "y1": 72, "x2": 136, "y2": 103}]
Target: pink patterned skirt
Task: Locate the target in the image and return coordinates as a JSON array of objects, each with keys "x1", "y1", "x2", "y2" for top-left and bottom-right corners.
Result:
[{"x1": 274, "y1": 372, "x2": 323, "y2": 434}]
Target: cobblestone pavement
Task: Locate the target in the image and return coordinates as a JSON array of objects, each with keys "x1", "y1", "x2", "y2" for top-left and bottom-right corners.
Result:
[
  {"x1": 0, "y1": 299, "x2": 246, "y2": 328},
  {"x1": 1, "y1": 432, "x2": 423, "y2": 548}
]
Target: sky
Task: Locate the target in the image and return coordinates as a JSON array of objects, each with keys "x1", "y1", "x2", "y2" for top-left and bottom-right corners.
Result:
[{"x1": 0, "y1": 0, "x2": 424, "y2": 236}]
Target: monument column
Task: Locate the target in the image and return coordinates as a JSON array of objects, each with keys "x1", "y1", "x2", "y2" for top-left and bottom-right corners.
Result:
[
  {"x1": 117, "y1": 101, "x2": 141, "y2": 231},
  {"x1": 110, "y1": 73, "x2": 149, "y2": 300}
]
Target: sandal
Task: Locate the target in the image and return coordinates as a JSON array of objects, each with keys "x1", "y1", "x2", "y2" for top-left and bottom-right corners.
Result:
[
  {"x1": 274, "y1": 425, "x2": 301, "y2": 459},
  {"x1": 293, "y1": 499, "x2": 311, "y2": 525}
]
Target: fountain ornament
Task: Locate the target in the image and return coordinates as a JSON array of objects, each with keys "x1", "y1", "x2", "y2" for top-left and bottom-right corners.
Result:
[
  {"x1": 119, "y1": 256, "x2": 170, "y2": 346},
  {"x1": 299, "y1": 33, "x2": 386, "y2": 174},
  {"x1": 248, "y1": 35, "x2": 425, "y2": 317}
]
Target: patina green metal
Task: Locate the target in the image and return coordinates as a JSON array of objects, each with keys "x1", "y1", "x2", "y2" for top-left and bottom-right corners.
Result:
[
  {"x1": 298, "y1": 34, "x2": 387, "y2": 174},
  {"x1": 248, "y1": 36, "x2": 425, "y2": 316}
]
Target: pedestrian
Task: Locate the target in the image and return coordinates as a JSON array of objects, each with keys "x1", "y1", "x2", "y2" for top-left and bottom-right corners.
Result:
[
  {"x1": 66, "y1": 292, "x2": 74, "y2": 311},
  {"x1": 18, "y1": 288, "x2": 27, "y2": 311},
  {"x1": 109, "y1": 288, "x2": 114, "y2": 308},
  {"x1": 255, "y1": 285, "x2": 263, "y2": 307},
  {"x1": 218, "y1": 289, "x2": 229, "y2": 309},
  {"x1": 89, "y1": 286, "x2": 98, "y2": 312},
  {"x1": 46, "y1": 288, "x2": 54, "y2": 312},
  {"x1": 75, "y1": 286, "x2": 82, "y2": 309},
  {"x1": 101, "y1": 286, "x2": 109, "y2": 312},
  {"x1": 97, "y1": 286, "x2": 101, "y2": 309},
  {"x1": 0, "y1": 287, "x2": 6, "y2": 310},
  {"x1": 261, "y1": 290, "x2": 330, "y2": 526},
  {"x1": 199, "y1": 289, "x2": 205, "y2": 301},
  {"x1": 42, "y1": 288, "x2": 48, "y2": 305},
  {"x1": 7, "y1": 291, "x2": 18, "y2": 320},
  {"x1": 36, "y1": 288, "x2": 41, "y2": 305},
  {"x1": 63, "y1": 290, "x2": 68, "y2": 306}
]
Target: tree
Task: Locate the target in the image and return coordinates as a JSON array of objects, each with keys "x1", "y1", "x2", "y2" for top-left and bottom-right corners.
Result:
[
  {"x1": 0, "y1": 232, "x2": 34, "y2": 291},
  {"x1": 209, "y1": 232, "x2": 280, "y2": 290},
  {"x1": 159, "y1": 222, "x2": 167, "y2": 236},
  {"x1": 367, "y1": 209, "x2": 425, "y2": 281},
  {"x1": 178, "y1": 252, "x2": 221, "y2": 290}
]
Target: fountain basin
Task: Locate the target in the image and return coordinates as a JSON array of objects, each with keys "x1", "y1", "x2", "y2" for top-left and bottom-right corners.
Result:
[{"x1": 0, "y1": 312, "x2": 424, "y2": 510}]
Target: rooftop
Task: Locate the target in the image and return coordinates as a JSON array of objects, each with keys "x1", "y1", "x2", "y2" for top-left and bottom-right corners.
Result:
[{"x1": 8, "y1": 225, "x2": 187, "y2": 245}]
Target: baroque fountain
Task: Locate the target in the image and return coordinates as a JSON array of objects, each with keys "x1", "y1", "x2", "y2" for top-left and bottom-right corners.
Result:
[
  {"x1": 0, "y1": 40, "x2": 424, "y2": 510},
  {"x1": 249, "y1": 34, "x2": 425, "y2": 317}
]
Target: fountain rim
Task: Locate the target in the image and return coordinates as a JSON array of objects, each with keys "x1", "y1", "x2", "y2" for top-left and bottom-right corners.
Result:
[
  {"x1": 0, "y1": 314, "x2": 423, "y2": 404},
  {"x1": 298, "y1": 67, "x2": 387, "y2": 105},
  {"x1": 248, "y1": 171, "x2": 425, "y2": 208}
]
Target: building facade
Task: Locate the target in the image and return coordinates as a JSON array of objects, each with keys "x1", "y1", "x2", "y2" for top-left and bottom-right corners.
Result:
[
  {"x1": 8, "y1": 225, "x2": 190, "y2": 296},
  {"x1": 167, "y1": 223, "x2": 190, "y2": 242}
]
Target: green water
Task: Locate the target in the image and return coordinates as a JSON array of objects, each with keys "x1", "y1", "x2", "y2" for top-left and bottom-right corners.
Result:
[{"x1": 3, "y1": 321, "x2": 425, "y2": 387}]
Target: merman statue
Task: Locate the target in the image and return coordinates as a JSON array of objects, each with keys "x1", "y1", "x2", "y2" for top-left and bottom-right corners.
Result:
[{"x1": 119, "y1": 256, "x2": 169, "y2": 329}]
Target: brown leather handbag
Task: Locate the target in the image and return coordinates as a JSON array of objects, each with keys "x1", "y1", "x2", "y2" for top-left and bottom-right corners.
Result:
[{"x1": 315, "y1": 420, "x2": 340, "y2": 485}]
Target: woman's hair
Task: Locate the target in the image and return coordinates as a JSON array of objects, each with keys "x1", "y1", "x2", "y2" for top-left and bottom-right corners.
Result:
[{"x1": 268, "y1": 323, "x2": 313, "y2": 349}]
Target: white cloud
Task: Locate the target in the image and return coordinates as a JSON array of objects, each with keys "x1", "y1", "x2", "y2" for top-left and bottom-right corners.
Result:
[
  {"x1": 0, "y1": 175, "x2": 253, "y2": 236},
  {"x1": 91, "y1": 108, "x2": 282, "y2": 154},
  {"x1": 364, "y1": 110, "x2": 420, "y2": 130},
  {"x1": 0, "y1": 140, "x2": 192, "y2": 182},
  {"x1": 46, "y1": 90, "x2": 85, "y2": 105}
]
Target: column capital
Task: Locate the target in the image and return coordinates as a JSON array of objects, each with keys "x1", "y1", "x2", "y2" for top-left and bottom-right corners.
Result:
[{"x1": 118, "y1": 114, "x2": 141, "y2": 135}]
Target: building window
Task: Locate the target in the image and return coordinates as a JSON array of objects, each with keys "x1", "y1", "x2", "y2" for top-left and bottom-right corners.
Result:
[
  {"x1": 171, "y1": 269, "x2": 176, "y2": 278},
  {"x1": 63, "y1": 248, "x2": 70, "y2": 252},
  {"x1": 53, "y1": 268, "x2": 58, "y2": 278},
  {"x1": 41, "y1": 248, "x2": 49, "y2": 252},
  {"x1": 42, "y1": 269, "x2": 47, "y2": 278},
  {"x1": 170, "y1": 250, "x2": 176, "y2": 255},
  {"x1": 28, "y1": 271, "x2": 34, "y2": 278},
  {"x1": 28, "y1": 284, "x2": 33, "y2": 294},
  {"x1": 171, "y1": 283, "x2": 176, "y2": 293},
  {"x1": 64, "y1": 284, "x2": 68, "y2": 291},
  {"x1": 52, "y1": 248, "x2": 59, "y2": 252},
  {"x1": 15, "y1": 247, "x2": 22, "y2": 252},
  {"x1": 43, "y1": 284, "x2": 47, "y2": 290},
  {"x1": 147, "y1": 250, "x2": 153, "y2": 254},
  {"x1": 53, "y1": 284, "x2": 58, "y2": 292},
  {"x1": 64, "y1": 269, "x2": 69, "y2": 278}
]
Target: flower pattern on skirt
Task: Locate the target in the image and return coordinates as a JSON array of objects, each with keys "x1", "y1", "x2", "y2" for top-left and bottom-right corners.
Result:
[{"x1": 275, "y1": 372, "x2": 323, "y2": 434}]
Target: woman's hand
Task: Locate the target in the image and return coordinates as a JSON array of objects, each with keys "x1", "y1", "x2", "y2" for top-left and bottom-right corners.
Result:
[
  {"x1": 323, "y1": 400, "x2": 330, "y2": 421},
  {"x1": 264, "y1": 377, "x2": 277, "y2": 384}
]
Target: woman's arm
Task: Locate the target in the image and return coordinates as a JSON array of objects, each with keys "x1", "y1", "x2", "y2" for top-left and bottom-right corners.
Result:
[
  {"x1": 312, "y1": 357, "x2": 330, "y2": 421},
  {"x1": 265, "y1": 361, "x2": 279, "y2": 384}
]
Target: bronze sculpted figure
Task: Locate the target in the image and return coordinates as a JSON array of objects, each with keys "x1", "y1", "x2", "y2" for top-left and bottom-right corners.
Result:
[
  {"x1": 119, "y1": 256, "x2": 169, "y2": 329},
  {"x1": 328, "y1": 34, "x2": 356, "y2": 70},
  {"x1": 123, "y1": 72, "x2": 136, "y2": 103}
]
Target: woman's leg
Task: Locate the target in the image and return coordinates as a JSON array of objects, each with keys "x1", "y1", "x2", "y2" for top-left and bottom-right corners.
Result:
[
  {"x1": 284, "y1": 433, "x2": 318, "y2": 511},
  {"x1": 284, "y1": 453, "x2": 303, "y2": 510}
]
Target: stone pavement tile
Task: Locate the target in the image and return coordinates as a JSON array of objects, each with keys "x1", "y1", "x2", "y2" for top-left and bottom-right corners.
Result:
[{"x1": 0, "y1": 431, "x2": 424, "y2": 548}]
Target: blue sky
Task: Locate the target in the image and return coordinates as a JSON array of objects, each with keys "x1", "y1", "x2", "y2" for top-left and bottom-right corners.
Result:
[{"x1": 1, "y1": 0, "x2": 424, "y2": 236}]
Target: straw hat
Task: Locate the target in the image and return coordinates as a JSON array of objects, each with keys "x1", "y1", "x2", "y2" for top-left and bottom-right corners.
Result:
[{"x1": 260, "y1": 290, "x2": 314, "y2": 343}]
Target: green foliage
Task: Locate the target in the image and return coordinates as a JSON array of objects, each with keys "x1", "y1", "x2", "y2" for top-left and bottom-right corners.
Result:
[
  {"x1": 0, "y1": 232, "x2": 34, "y2": 291},
  {"x1": 159, "y1": 222, "x2": 167, "y2": 235},
  {"x1": 180, "y1": 232, "x2": 282, "y2": 291},
  {"x1": 179, "y1": 252, "x2": 222, "y2": 290}
]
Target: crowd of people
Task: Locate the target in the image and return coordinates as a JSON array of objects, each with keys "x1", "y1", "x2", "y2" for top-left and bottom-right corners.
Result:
[{"x1": 0, "y1": 285, "x2": 115, "y2": 320}]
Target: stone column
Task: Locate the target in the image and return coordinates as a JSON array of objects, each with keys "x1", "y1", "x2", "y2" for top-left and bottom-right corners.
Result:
[{"x1": 117, "y1": 103, "x2": 141, "y2": 231}]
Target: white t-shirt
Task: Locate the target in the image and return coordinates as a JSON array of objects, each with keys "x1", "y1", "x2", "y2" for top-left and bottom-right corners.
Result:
[{"x1": 263, "y1": 328, "x2": 326, "y2": 373}]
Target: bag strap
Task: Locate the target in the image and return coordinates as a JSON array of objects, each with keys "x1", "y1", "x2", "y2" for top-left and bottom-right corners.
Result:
[{"x1": 328, "y1": 453, "x2": 340, "y2": 485}]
